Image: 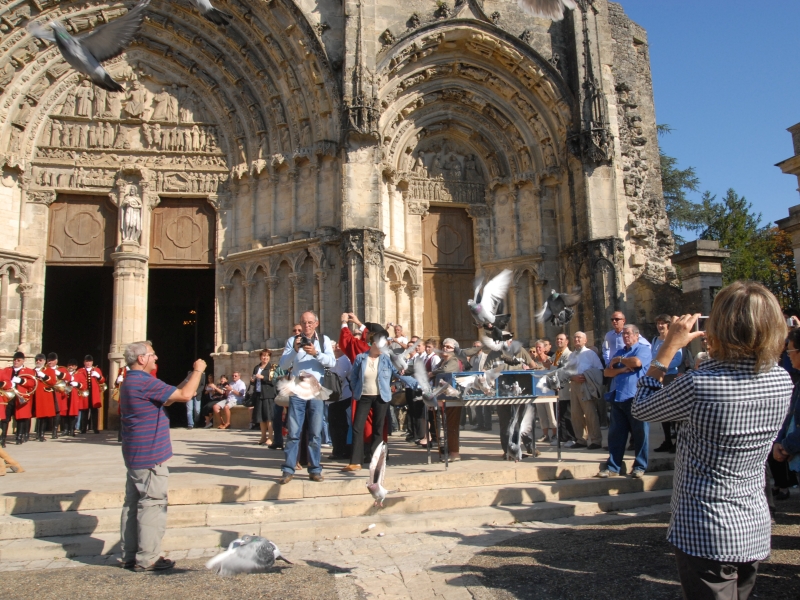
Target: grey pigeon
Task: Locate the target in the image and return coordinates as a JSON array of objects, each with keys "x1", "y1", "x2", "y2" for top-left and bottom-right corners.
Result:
[
  {"x1": 28, "y1": 0, "x2": 150, "y2": 93},
  {"x1": 367, "y1": 442, "x2": 396, "y2": 507},
  {"x1": 468, "y1": 269, "x2": 513, "y2": 328},
  {"x1": 190, "y1": 0, "x2": 232, "y2": 26},
  {"x1": 456, "y1": 364, "x2": 504, "y2": 397},
  {"x1": 516, "y1": 0, "x2": 577, "y2": 20},
  {"x1": 412, "y1": 359, "x2": 460, "y2": 409},
  {"x1": 205, "y1": 535, "x2": 292, "y2": 576},
  {"x1": 535, "y1": 288, "x2": 582, "y2": 327},
  {"x1": 381, "y1": 340, "x2": 419, "y2": 373}
]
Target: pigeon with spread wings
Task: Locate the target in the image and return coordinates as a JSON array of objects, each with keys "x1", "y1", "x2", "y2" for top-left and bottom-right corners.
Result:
[
  {"x1": 189, "y1": 0, "x2": 233, "y2": 26},
  {"x1": 206, "y1": 535, "x2": 292, "y2": 575},
  {"x1": 535, "y1": 289, "x2": 583, "y2": 327},
  {"x1": 412, "y1": 359, "x2": 460, "y2": 409},
  {"x1": 468, "y1": 269, "x2": 513, "y2": 328},
  {"x1": 516, "y1": 0, "x2": 577, "y2": 21},
  {"x1": 367, "y1": 441, "x2": 396, "y2": 507},
  {"x1": 28, "y1": 0, "x2": 150, "y2": 92}
]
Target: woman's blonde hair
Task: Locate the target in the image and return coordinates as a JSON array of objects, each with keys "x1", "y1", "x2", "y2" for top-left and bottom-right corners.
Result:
[{"x1": 706, "y1": 281, "x2": 786, "y2": 373}]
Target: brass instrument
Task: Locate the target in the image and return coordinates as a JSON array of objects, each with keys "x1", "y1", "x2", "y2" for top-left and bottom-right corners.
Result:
[
  {"x1": 99, "y1": 382, "x2": 108, "y2": 394},
  {"x1": 6, "y1": 372, "x2": 35, "y2": 405},
  {"x1": 48, "y1": 379, "x2": 70, "y2": 394},
  {"x1": 0, "y1": 388, "x2": 15, "y2": 401}
]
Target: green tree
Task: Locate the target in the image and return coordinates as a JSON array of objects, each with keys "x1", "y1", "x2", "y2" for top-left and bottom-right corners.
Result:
[
  {"x1": 657, "y1": 125, "x2": 703, "y2": 245},
  {"x1": 697, "y1": 189, "x2": 772, "y2": 285},
  {"x1": 766, "y1": 227, "x2": 800, "y2": 309}
]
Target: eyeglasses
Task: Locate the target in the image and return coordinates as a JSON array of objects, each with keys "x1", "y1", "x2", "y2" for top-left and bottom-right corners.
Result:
[
  {"x1": 788, "y1": 349, "x2": 800, "y2": 354},
  {"x1": 611, "y1": 318, "x2": 624, "y2": 322},
  {"x1": 442, "y1": 345, "x2": 454, "y2": 350}
]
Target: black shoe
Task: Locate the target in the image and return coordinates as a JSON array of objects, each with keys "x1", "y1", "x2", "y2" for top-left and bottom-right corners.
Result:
[
  {"x1": 653, "y1": 442, "x2": 674, "y2": 453},
  {"x1": 278, "y1": 474, "x2": 293, "y2": 485},
  {"x1": 267, "y1": 444, "x2": 283, "y2": 450},
  {"x1": 586, "y1": 443, "x2": 602, "y2": 450},
  {"x1": 572, "y1": 441, "x2": 588, "y2": 448},
  {"x1": 775, "y1": 489, "x2": 791, "y2": 501},
  {"x1": 133, "y1": 557, "x2": 175, "y2": 572}
]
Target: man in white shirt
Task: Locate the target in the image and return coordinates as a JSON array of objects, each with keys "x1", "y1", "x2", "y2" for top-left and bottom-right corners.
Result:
[
  {"x1": 212, "y1": 371, "x2": 246, "y2": 429},
  {"x1": 567, "y1": 332, "x2": 604, "y2": 449},
  {"x1": 422, "y1": 339, "x2": 441, "y2": 376},
  {"x1": 387, "y1": 323, "x2": 409, "y2": 349}
]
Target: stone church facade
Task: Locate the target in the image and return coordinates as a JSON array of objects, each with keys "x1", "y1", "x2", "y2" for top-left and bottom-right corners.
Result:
[{"x1": 0, "y1": 0, "x2": 675, "y2": 412}]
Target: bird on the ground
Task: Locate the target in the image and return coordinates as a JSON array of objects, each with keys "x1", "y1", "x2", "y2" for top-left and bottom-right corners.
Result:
[
  {"x1": 517, "y1": 0, "x2": 577, "y2": 21},
  {"x1": 27, "y1": 0, "x2": 150, "y2": 92},
  {"x1": 276, "y1": 370, "x2": 332, "y2": 401},
  {"x1": 189, "y1": 0, "x2": 232, "y2": 26},
  {"x1": 468, "y1": 269, "x2": 513, "y2": 328},
  {"x1": 535, "y1": 288, "x2": 583, "y2": 327},
  {"x1": 206, "y1": 535, "x2": 292, "y2": 575},
  {"x1": 367, "y1": 442, "x2": 396, "y2": 508},
  {"x1": 412, "y1": 359, "x2": 460, "y2": 409}
]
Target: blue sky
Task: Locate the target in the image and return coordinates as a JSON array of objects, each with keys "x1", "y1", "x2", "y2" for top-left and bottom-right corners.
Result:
[{"x1": 619, "y1": 1, "x2": 800, "y2": 229}]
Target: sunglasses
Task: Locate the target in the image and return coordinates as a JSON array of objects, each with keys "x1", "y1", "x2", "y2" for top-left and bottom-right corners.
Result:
[{"x1": 611, "y1": 318, "x2": 624, "y2": 322}]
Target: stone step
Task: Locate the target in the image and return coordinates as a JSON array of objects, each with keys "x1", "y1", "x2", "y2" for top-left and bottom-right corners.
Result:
[
  {"x1": 0, "y1": 490, "x2": 674, "y2": 562},
  {"x1": 0, "y1": 472, "x2": 673, "y2": 541},
  {"x1": 0, "y1": 456, "x2": 675, "y2": 516}
]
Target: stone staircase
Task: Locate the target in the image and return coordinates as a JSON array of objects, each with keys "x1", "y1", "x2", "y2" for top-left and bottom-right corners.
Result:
[{"x1": 0, "y1": 457, "x2": 674, "y2": 562}]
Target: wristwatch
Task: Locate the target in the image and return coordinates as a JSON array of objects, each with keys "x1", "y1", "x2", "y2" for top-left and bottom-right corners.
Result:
[{"x1": 651, "y1": 359, "x2": 668, "y2": 373}]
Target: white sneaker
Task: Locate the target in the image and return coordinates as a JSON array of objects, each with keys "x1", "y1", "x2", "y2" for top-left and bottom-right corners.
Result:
[
  {"x1": 564, "y1": 440, "x2": 577, "y2": 448},
  {"x1": 550, "y1": 438, "x2": 559, "y2": 446},
  {"x1": 321, "y1": 443, "x2": 332, "y2": 448},
  {"x1": 204, "y1": 421, "x2": 213, "y2": 429}
]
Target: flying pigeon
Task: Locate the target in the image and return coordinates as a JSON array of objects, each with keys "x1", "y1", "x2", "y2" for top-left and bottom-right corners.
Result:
[
  {"x1": 205, "y1": 535, "x2": 292, "y2": 576},
  {"x1": 468, "y1": 269, "x2": 513, "y2": 328},
  {"x1": 412, "y1": 359, "x2": 460, "y2": 409},
  {"x1": 456, "y1": 363, "x2": 504, "y2": 397},
  {"x1": 276, "y1": 370, "x2": 332, "y2": 401},
  {"x1": 367, "y1": 442, "x2": 396, "y2": 507},
  {"x1": 189, "y1": 0, "x2": 232, "y2": 26},
  {"x1": 517, "y1": 0, "x2": 578, "y2": 21},
  {"x1": 482, "y1": 322, "x2": 513, "y2": 343},
  {"x1": 535, "y1": 288, "x2": 583, "y2": 327},
  {"x1": 28, "y1": 0, "x2": 150, "y2": 93},
  {"x1": 381, "y1": 341, "x2": 419, "y2": 373}
]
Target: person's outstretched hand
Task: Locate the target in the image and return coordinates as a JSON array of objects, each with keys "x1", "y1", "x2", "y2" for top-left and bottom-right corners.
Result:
[
  {"x1": 193, "y1": 359, "x2": 207, "y2": 373},
  {"x1": 664, "y1": 314, "x2": 706, "y2": 350}
]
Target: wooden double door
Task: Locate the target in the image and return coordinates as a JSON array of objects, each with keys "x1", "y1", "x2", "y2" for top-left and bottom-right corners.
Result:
[{"x1": 421, "y1": 206, "x2": 476, "y2": 346}]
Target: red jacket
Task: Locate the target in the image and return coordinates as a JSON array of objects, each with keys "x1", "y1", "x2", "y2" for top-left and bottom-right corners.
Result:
[
  {"x1": 1, "y1": 366, "x2": 37, "y2": 420},
  {"x1": 66, "y1": 369, "x2": 84, "y2": 416},
  {"x1": 50, "y1": 365, "x2": 70, "y2": 415},
  {"x1": 32, "y1": 366, "x2": 58, "y2": 418},
  {"x1": 0, "y1": 369, "x2": 10, "y2": 421},
  {"x1": 339, "y1": 325, "x2": 369, "y2": 364}
]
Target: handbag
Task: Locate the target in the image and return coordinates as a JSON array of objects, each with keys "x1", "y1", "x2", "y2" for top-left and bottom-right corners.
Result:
[
  {"x1": 317, "y1": 327, "x2": 342, "y2": 403},
  {"x1": 242, "y1": 381, "x2": 256, "y2": 408}
]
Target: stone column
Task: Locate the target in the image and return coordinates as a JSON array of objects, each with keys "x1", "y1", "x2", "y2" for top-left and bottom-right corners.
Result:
[
  {"x1": 508, "y1": 284, "x2": 518, "y2": 339},
  {"x1": 408, "y1": 284, "x2": 421, "y2": 338},
  {"x1": 266, "y1": 276, "x2": 279, "y2": 347},
  {"x1": 288, "y1": 272, "x2": 305, "y2": 325},
  {"x1": 777, "y1": 204, "x2": 800, "y2": 291},
  {"x1": 671, "y1": 240, "x2": 730, "y2": 316},
  {"x1": 241, "y1": 279, "x2": 255, "y2": 351},
  {"x1": 527, "y1": 272, "x2": 538, "y2": 344},
  {"x1": 217, "y1": 284, "x2": 231, "y2": 352},
  {"x1": 390, "y1": 280, "x2": 405, "y2": 325},
  {"x1": 0, "y1": 272, "x2": 8, "y2": 333},
  {"x1": 315, "y1": 270, "x2": 327, "y2": 332},
  {"x1": 17, "y1": 282, "x2": 32, "y2": 352},
  {"x1": 262, "y1": 276, "x2": 270, "y2": 348},
  {"x1": 340, "y1": 229, "x2": 385, "y2": 323},
  {"x1": 289, "y1": 168, "x2": 299, "y2": 234}
]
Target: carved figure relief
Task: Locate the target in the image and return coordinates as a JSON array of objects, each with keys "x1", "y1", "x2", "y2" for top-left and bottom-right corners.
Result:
[
  {"x1": 402, "y1": 140, "x2": 486, "y2": 205},
  {"x1": 75, "y1": 80, "x2": 94, "y2": 117},
  {"x1": 120, "y1": 184, "x2": 143, "y2": 243}
]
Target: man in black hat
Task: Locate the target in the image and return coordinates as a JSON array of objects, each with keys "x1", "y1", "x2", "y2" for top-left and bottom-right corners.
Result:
[
  {"x1": 76, "y1": 355, "x2": 106, "y2": 434},
  {"x1": 2, "y1": 352, "x2": 36, "y2": 444}
]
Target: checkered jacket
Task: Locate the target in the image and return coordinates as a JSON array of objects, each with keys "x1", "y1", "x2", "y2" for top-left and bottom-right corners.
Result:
[{"x1": 632, "y1": 358, "x2": 792, "y2": 562}]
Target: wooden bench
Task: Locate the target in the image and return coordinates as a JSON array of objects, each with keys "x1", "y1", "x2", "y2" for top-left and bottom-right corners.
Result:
[{"x1": 212, "y1": 405, "x2": 253, "y2": 430}]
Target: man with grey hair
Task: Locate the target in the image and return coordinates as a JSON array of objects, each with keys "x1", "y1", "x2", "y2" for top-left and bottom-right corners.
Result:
[
  {"x1": 566, "y1": 331, "x2": 604, "y2": 449},
  {"x1": 598, "y1": 324, "x2": 651, "y2": 478},
  {"x1": 118, "y1": 341, "x2": 206, "y2": 572},
  {"x1": 278, "y1": 310, "x2": 336, "y2": 484}
]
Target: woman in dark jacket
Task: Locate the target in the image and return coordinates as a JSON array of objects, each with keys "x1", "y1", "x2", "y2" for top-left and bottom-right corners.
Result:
[
  {"x1": 430, "y1": 338, "x2": 463, "y2": 461},
  {"x1": 251, "y1": 350, "x2": 278, "y2": 446},
  {"x1": 773, "y1": 328, "x2": 800, "y2": 494}
]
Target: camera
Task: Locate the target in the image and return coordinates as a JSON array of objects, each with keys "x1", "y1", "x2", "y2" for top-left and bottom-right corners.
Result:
[{"x1": 297, "y1": 334, "x2": 312, "y2": 347}]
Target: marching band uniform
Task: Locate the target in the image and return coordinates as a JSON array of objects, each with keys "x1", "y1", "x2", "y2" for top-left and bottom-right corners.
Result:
[
  {"x1": 32, "y1": 354, "x2": 58, "y2": 442},
  {"x1": 65, "y1": 363, "x2": 84, "y2": 437},
  {"x1": 0, "y1": 370, "x2": 12, "y2": 448},
  {"x1": 74, "y1": 355, "x2": 105, "y2": 434},
  {"x1": 49, "y1": 361, "x2": 69, "y2": 439},
  {"x1": 3, "y1": 352, "x2": 37, "y2": 445}
]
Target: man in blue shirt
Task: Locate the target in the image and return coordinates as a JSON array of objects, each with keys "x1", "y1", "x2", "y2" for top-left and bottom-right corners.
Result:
[
  {"x1": 278, "y1": 310, "x2": 336, "y2": 484},
  {"x1": 597, "y1": 324, "x2": 651, "y2": 478}
]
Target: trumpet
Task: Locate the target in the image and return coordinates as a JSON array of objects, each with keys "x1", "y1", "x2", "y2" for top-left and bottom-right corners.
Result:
[
  {"x1": 47, "y1": 379, "x2": 70, "y2": 394},
  {"x1": 0, "y1": 388, "x2": 15, "y2": 401},
  {"x1": 4, "y1": 372, "x2": 35, "y2": 405}
]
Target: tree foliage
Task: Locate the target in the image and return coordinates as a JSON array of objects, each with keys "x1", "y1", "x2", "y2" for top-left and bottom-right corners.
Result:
[{"x1": 658, "y1": 125, "x2": 701, "y2": 245}]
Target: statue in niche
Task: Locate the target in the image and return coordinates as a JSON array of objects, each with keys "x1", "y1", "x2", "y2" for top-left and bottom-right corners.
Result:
[
  {"x1": 13, "y1": 98, "x2": 32, "y2": 127},
  {"x1": 75, "y1": 80, "x2": 93, "y2": 117},
  {"x1": 0, "y1": 62, "x2": 15, "y2": 90},
  {"x1": 272, "y1": 98, "x2": 286, "y2": 124},
  {"x1": 50, "y1": 120, "x2": 62, "y2": 147},
  {"x1": 444, "y1": 154, "x2": 463, "y2": 180},
  {"x1": 152, "y1": 123, "x2": 162, "y2": 149},
  {"x1": 121, "y1": 185, "x2": 142, "y2": 243},
  {"x1": 8, "y1": 127, "x2": 20, "y2": 153},
  {"x1": 61, "y1": 124, "x2": 71, "y2": 147},
  {"x1": 124, "y1": 80, "x2": 148, "y2": 119},
  {"x1": 103, "y1": 122, "x2": 115, "y2": 147},
  {"x1": 87, "y1": 123, "x2": 97, "y2": 147},
  {"x1": 151, "y1": 87, "x2": 170, "y2": 120},
  {"x1": 166, "y1": 85, "x2": 179, "y2": 122},
  {"x1": 300, "y1": 122, "x2": 311, "y2": 147},
  {"x1": 191, "y1": 125, "x2": 200, "y2": 151},
  {"x1": 179, "y1": 89, "x2": 195, "y2": 123},
  {"x1": 430, "y1": 154, "x2": 443, "y2": 178},
  {"x1": 280, "y1": 127, "x2": 290, "y2": 151},
  {"x1": 106, "y1": 90, "x2": 123, "y2": 119},
  {"x1": 199, "y1": 127, "x2": 207, "y2": 151},
  {"x1": 94, "y1": 87, "x2": 107, "y2": 118},
  {"x1": 60, "y1": 92, "x2": 76, "y2": 116},
  {"x1": 28, "y1": 76, "x2": 50, "y2": 102},
  {"x1": 141, "y1": 123, "x2": 152, "y2": 148},
  {"x1": 78, "y1": 124, "x2": 87, "y2": 148},
  {"x1": 465, "y1": 154, "x2": 482, "y2": 182}
]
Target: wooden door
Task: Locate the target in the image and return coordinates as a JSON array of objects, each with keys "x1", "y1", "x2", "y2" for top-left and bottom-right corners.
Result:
[
  {"x1": 422, "y1": 207, "x2": 476, "y2": 346},
  {"x1": 47, "y1": 195, "x2": 117, "y2": 265},
  {"x1": 150, "y1": 199, "x2": 215, "y2": 267}
]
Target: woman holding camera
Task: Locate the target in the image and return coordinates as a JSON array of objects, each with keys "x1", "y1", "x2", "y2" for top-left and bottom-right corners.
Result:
[
  {"x1": 250, "y1": 350, "x2": 279, "y2": 446},
  {"x1": 633, "y1": 282, "x2": 792, "y2": 600}
]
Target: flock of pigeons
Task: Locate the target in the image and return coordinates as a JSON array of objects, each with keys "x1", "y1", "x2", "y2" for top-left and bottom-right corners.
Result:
[
  {"x1": 26, "y1": 0, "x2": 577, "y2": 97},
  {"x1": 22, "y1": 0, "x2": 581, "y2": 578}
]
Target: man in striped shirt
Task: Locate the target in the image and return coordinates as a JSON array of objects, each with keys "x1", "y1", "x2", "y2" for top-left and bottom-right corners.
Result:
[{"x1": 119, "y1": 340, "x2": 206, "y2": 572}]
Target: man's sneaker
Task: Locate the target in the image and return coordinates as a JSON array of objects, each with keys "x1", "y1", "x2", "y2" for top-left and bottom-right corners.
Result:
[
  {"x1": 204, "y1": 421, "x2": 213, "y2": 429},
  {"x1": 631, "y1": 469, "x2": 645, "y2": 479},
  {"x1": 549, "y1": 438, "x2": 559, "y2": 446},
  {"x1": 564, "y1": 440, "x2": 577, "y2": 448},
  {"x1": 132, "y1": 557, "x2": 175, "y2": 572},
  {"x1": 596, "y1": 469, "x2": 621, "y2": 478}
]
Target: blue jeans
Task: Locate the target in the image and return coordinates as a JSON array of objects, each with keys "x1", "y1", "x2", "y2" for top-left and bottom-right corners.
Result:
[
  {"x1": 186, "y1": 397, "x2": 201, "y2": 428},
  {"x1": 606, "y1": 399, "x2": 649, "y2": 474},
  {"x1": 281, "y1": 397, "x2": 324, "y2": 475},
  {"x1": 321, "y1": 402, "x2": 331, "y2": 445}
]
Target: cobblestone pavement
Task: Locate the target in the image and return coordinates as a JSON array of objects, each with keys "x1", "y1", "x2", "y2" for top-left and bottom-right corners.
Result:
[{"x1": 0, "y1": 504, "x2": 675, "y2": 599}]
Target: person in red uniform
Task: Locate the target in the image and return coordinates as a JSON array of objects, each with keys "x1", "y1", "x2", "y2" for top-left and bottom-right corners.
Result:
[
  {"x1": 3, "y1": 352, "x2": 36, "y2": 445},
  {"x1": 65, "y1": 359, "x2": 84, "y2": 437},
  {"x1": 75, "y1": 355, "x2": 105, "y2": 434},
  {"x1": 0, "y1": 367, "x2": 24, "y2": 470},
  {"x1": 0, "y1": 364, "x2": 13, "y2": 448},
  {"x1": 32, "y1": 353, "x2": 58, "y2": 442},
  {"x1": 47, "y1": 353, "x2": 68, "y2": 439}
]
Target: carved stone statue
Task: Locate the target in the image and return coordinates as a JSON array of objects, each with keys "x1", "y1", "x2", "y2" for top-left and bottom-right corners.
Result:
[
  {"x1": 124, "y1": 80, "x2": 148, "y2": 118},
  {"x1": 50, "y1": 120, "x2": 62, "y2": 147},
  {"x1": 13, "y1": 98, "x2": 32, "y2": 127},
  {"x1": 60, "y1": 92, "x2": 76, "y2": 116},
  {"x1": 166, "y1": 84, "x2": 179, "y2": 122},
  {"x1": 151, "y1": 87, "x2": 170, "y2": 121},
  {"x1": 75, "y1": 80, "x2": 94, "y2": 117},
  {"x1": 300, "y1": 122, "x2": 311, "y2": 147},
  {"x1": 93, "y1": 87, "x2": 107, "y2": 118},
  {"x1": 106, "y1": 90, "x2": 123, "y2": 119},
  {"x1": 179, "y1": 88, "x2": 195, "y2": 123},
  {"x1": 121, "y1": 185, "x2": 143, "y2": 243}
]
